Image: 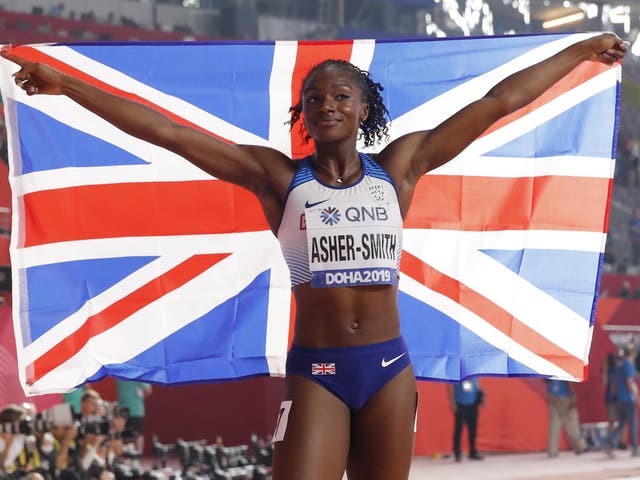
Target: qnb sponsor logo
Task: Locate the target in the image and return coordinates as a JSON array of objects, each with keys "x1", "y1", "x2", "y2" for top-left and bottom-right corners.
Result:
[
  {"x1": 344, "y1": 206, "x2": 389, "y2": 222},
  {"x1": 320, "y1": 206, "x2": 341, "y2": 225}
]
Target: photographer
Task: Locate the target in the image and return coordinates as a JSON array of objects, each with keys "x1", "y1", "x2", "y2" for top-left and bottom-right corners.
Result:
[
  {"x1": 77, "y1": 391, "x2": 108, "y2": 480},
  {"x1": 105, "y1": 406, "x2": 143, "y2": 480},
  {"x1": 49, "y1": 419, "x2": 80, "y2": 480},
  {"x1": 0, "y1": 404, "x2": 43, "y2": 477},
  {"x1": 104, "y1": 406, "x2": 128, "y2": 465},
  {"x1": 76, "y1": 392, "x2": 132, "y2": 480}
]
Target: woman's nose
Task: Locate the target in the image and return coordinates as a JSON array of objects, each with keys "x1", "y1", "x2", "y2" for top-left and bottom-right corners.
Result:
[{"x1": 320, "y1": 97, "x2": 336, "y2": 111}]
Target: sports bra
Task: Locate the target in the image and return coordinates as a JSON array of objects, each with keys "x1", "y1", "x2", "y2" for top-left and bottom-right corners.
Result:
[{"x1": 276, "y1": 153, "x2": 403, "y2": 288}]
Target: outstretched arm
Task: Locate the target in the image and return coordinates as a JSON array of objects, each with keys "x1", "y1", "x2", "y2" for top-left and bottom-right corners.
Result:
[
  {"x1": 380, "y1": 33, "x2": 627, "y2": 204},
  {"x1": 0, "y1": 49, "x2": 292, "y2": 197}
]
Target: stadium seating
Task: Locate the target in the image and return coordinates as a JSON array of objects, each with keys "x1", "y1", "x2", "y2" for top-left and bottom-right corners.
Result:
[{"x1": 0, "y1": 9, "x2": 212, "y2": 44}]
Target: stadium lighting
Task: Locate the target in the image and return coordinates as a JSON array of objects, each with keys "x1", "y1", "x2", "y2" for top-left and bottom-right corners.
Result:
[
  {"x1": 632, "y1": 32, "x2": 640, "y2": 57},
  {"x1": 542, "y1": 11, "x2": 585, "y2": 29},
  {"x1": 605, "y1": 5, "x2": 631, "y2": 34}
]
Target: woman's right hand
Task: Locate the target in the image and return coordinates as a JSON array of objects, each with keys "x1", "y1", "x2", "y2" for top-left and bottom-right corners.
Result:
[{"x1": 1, "y1": 48, "x2": 65, "y2": 96}]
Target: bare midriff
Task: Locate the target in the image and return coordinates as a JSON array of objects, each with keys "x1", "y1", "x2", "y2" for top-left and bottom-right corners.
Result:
[{"x1": 291, "y1": 283, "x2": 401, "y2": 348}]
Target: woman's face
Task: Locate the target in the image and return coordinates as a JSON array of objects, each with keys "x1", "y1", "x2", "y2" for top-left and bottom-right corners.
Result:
[{"x1": 301, "y1": 66, "x2": 369, "y2": 145}]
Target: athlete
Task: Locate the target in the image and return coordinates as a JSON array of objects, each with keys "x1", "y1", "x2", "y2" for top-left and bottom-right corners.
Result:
[{"x1": 1, "y1": 33, "x2": 627, "y2": 480}]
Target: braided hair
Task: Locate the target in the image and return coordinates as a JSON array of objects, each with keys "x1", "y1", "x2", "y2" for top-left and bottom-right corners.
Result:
[{"x1": 288, "y1": 60, "x2": 390, "y2": 147}]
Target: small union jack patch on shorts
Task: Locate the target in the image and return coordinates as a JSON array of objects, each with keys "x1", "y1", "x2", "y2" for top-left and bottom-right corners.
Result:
[{"x1": 312, "y1": 363, "x2": 336, "y2": 375}]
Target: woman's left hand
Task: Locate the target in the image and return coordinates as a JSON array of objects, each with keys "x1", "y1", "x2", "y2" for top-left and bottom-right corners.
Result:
[{"x1": 587, "y1": 33, "x2": 628, "y2": 65}]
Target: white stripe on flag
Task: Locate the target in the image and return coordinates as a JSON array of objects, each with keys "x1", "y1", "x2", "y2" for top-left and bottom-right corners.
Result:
[
  {"x1": 269, "y1": 41, "x2": 298, "y2": 157},
  {"x1": 399, "y1": 273, "x2": 577, "y2": 380},
  {"x1": 350, "y1": 39, "x2": 376, "y2": 72},
  {"x1": 432, "y1": 155, "x2": 614, "y2": 179},
  {"x1": 20, "y1": 232, "x2": 280, "y2": 362},
  {"x1": 456, "y1": 68, "x2": 619, "y2": 161},
  {"x1": 403, "y1": 229, "x2": 592, "y2": 360},
  {"x1": 362, "y1": 33, "x2": 612, "y2": 154},
  {"x1": 35, "y1": 45, "x2": 272, "y2": 148},
  {"x1": 24, "y1": 235, "x2": 283, "y2": 394}
]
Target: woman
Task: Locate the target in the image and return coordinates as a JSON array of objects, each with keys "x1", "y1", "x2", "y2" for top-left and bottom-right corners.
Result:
[{"x1": 1, "y1": 33, "x2": 627, "y2": 479}]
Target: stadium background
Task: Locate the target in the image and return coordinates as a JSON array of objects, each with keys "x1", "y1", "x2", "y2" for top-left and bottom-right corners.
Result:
[{"x1": 0, "y1": 0, "x2": 639, "y2": 457}]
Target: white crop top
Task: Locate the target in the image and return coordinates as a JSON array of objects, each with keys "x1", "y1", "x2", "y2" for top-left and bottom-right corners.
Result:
[{"x1": 277, "y1": 153, "x2": 403, "y2": 288}]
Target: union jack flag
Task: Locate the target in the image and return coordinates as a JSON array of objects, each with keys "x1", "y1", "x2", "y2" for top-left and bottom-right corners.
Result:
[
  {"x1": 0, "y1": 33, "x2": 619, "y2": 395},
  {"x1": 312, "y1": 363, "x2": 336, "y2": 376}
]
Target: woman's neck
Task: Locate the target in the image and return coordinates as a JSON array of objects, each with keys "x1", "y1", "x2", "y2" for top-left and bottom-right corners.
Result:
[{"x1": 312, "y1": 147, "x2": 361, "y2": 184}]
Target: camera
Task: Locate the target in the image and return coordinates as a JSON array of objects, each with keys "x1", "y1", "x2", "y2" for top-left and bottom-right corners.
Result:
[
  {"x1": 77, "y1": 401, "x2": 129, "y2": 437},
  {"x1": 0, "y1": 419, "x2": 32, "y2": 435},
  {"x1": 0, "y1": 404, "x2": 75, "y2": 435},
  {"x1": 77, "y1": 416, "x2": 111, "y2": 436}
]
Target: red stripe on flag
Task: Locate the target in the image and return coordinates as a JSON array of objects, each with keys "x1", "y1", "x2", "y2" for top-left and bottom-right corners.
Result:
[
  {"x1": 481, "y1": 61, "x2": 613, "y2": 138},
  {"x1": 404, "y1": 174, "x2": 610, "y2": 232},
  {"x1": 23, "y1": 181, "x2": 268, "y2": 247},
  {"x1": 9, "y1": 46, "x2": 233, "y2": 145},
  {"x1": 400, "y1": 250, "x2": 584, "y2": 378},
  {"x1": 289, "y1": 41, "x2": 354, "y2": 159},
  {"x1": 23, "y1": 174, "x2": 608, "y2": 247},
  {"x1": 27, "y1": 253, "x2": 229, "y2": 384}
]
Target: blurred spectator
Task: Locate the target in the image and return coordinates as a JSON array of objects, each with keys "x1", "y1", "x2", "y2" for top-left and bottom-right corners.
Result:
[
  {"x1": 545, "y1": 379, "x2": 587, "y2": 457},
  {"x1": 47, "y1": 3, "x2": 65, "y2": 18},
  {"x1": 0, "y1": 403, "x2": 43, "y2": 475},
  {"x1": 629, "y1": 209, "x2": 640, "y2": 267},
  {"x1": 79, "y1": 390, "x2": 101, "y2": 418},
  {"x1": 63, "y1": 387, "x2": 86, "y2": 417},
  {"x1": 78, "y1": 390, "x2": 108, "y2": 479},
  {"x1": 617, "y1": 280, "x2": 633, "y2": 298},
  {"x1": 115, "y1": 380, "x2": 151, "y2": 454},
  {"x1": 448, "y1": 378, "x2": 484, "y2": 462},
  {"x1": 628, "y1": 139, "x2": 640, "y2": 187},
  {"x1": 49, "y1": 419, "x2": 80, "y2": 480},
  {"x1": 35, "y1": 22, "x2": 52, "y2": 34},
  {"x1": 603, "y1": 236, "x2": 617, "y2": 272},
  {"x1": 603, "y1": 353, "x2": 621, "y2": 439},
  {"x1": 0, "y1": 112, "x2": 7, "y2": 164},
  {"x1": 605, "y1": 344, "x2": 639, "y2": 458},
  {"x1": 26, "y1": 472, "x2": 46, "y2": 480},
  {"x1": 80, "y1": 11, "x2": 95, "y2": 22},
  {"x1": 618, "y1": 139, "x2": 639, "y2": 187}
]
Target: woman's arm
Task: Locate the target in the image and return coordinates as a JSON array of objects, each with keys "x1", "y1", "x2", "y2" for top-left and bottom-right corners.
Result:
[
  {"x1": 380, "y1": 33, "x2": 627, "y2": 194},
  {"x1": 0, "y1": 50, "x2": 292, "y2": 197}
]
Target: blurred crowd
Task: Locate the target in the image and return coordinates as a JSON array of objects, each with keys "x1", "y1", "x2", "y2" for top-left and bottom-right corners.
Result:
[
  {"x1": 0, "y1": 383, "x2": 273, "y2": 480},
  {"x1": 0, "y1": 388, "x2": 141, "y2": 480}
]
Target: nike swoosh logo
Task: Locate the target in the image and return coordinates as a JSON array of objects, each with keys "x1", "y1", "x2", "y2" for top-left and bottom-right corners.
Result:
[
  {"x1": 381, "y1": 352, "x2": 406, "y2": 368},
  {"x1": 305, "y1": 199, "x2": 329, "y2": 208}
]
